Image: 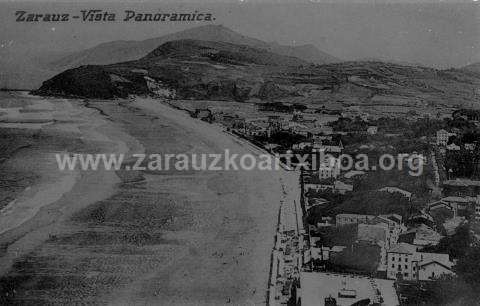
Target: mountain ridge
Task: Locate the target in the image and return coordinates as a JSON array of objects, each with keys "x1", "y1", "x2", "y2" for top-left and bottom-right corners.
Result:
[
  {"x1": 34, "y1": 39, "x2": 480, "y2": 112},
  {"x1": 50, "y1": 25, "x2": 339, "y2": 69}
]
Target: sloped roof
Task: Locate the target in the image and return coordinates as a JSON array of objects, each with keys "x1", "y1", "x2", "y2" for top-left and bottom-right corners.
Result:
[
  {"x1": 387, "y1": 243, "x2": 417, "y2": 254},
  {"x1": 402, "y1": 224, "x2": 442, "y2": 240},
  {"x1": 418, "y1": 260, "x2": 453, "y2": 271}
]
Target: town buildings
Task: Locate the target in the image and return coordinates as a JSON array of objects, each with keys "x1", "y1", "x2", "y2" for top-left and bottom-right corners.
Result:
[
  {"x1": 398, "y1": 224, "x2": 442, "y2": 247},
  {"x1": 386, "y1": 243, "x2": 455, "y2": 281},
  {"x1": 336, "y1": 214, "x2": 375, "y2": 226},
  {"x1": 367, "y1": 125, "x2": 378, "y2": 135},
  {"x1": 436, "y1": 129, "x2": 455, "y2": 146}
]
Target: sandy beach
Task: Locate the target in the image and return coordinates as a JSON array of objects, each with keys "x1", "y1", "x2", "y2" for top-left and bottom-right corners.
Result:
[{"x1": 0, "y1": 94, "x2": 296, "y2": 305}]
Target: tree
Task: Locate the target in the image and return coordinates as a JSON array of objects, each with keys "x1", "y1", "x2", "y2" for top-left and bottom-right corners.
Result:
[
  {"x1": 422, "y1": 224, "x2": 472, "y2": 259},
  {"x1": 455, "y1": 245, "x2": 480, "y2": 285},
  {"x1": 331, "y1": 242, "x2": 381, "y2": 274}
]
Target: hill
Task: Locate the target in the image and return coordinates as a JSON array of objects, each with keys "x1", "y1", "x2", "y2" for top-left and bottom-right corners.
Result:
[
  {"x1": 50, "y1": 25, "x2": 338, "y2": 69},
  {"x1": 34, "y1": 40, "x2": 480, "y2": 112},
  {"x1": 34, "y1": 39, "x2": 313, "y2": 99}
]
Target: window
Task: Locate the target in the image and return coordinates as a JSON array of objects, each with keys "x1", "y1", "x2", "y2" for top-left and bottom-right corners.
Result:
[
  {"x1": 404, "y1": 273, "x2": 409, "y2": 277},
  {"x1": 413, "y1": 266, "x2": 416, "y2": 271},
  {"x1": 405, "y1": 258, "x2": 408, "y2": 262},
  {"x1": 405, "y1": 265, "x2": 408, "y2": 269},
  {"x1": 391, "y1": 264, "x2": 394, "y2": 268},
  {"x1": 398, "y1": 265, "x2": 401, "y2": 270}
]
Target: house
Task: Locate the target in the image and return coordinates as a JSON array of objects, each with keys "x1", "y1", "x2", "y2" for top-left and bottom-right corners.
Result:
[
  {"x1": 333, "y1": 180, "x2": 353, "y2": 194},
  {"x1": 379, "y1": 187, "x2": 412, "y2": 200},
  {"x1": 313, "y1": 139, "x2": 344, "y2": 154},
  {"x1": 386, "y1": 243, "x2": 418, "y2": 280},
  {"x1": 318, "y1": 156, "x2": 341, "y2": 180},
  {"x1": 386, "y1": 243, "x2": 454, "y2": 281},
  {"x1": 245, "y1": 121, "x2": 268, "y2": 137},
  {"x1": 267, "y1": 115, "x2": 285, "y2": 135},
  {"x1": 316, "y1": 216, "x2": 334, "y2": 228},
  {"x1": 317, "y1": 125, "x2": 334, "y2": 135},
  {"x1": 442, "y1": 179, "x2": 480, "y2": 197},
  {"x1": 417, "y1": 260, "x2": 456, "y2": 281},
  {"x1": 464, "y1": 143, "x2": 476, "y2": 151},
  {"x1": 427, "y1": 196, "x2": 472, "y2": 218},
  {"x1": 436, "y1": 129, "x2": 455, "y2": 146},
  {"x1": 367, "y1": 126, "x2": 378, "y2": 135},
  {"x1": 406, "y1": 212, "x2": 436, "y2": 229},
  {"x1": 475, "y1": 198, "x2": 480, "y2": 221},
  {"x1": 229, "y1": 118, "x2": 247, "y2": 133},
  {"x1": 446, "y1": 143, "x2": 461, "y2": 151},
  {"x1": 336, "y1": 214, "x2": 375, "y2": 226},
  {"x1": 398, "y1": 224, "x2": 442, "y2": 246},
  {"x1": 288, "y1": 121, "x2": 310, "y2": 137}
]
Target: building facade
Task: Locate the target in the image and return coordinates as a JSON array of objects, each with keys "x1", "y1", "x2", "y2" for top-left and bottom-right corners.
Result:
[{"x1": 386, "y1": 243, "x2": 454, "y2": 281}]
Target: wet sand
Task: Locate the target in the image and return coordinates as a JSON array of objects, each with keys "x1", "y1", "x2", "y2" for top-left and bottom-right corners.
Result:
[{"x1": 0, "y1": 95, "x2": 295, "y2": 305}]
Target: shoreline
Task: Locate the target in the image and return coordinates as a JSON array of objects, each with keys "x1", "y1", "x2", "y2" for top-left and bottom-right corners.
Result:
[
  {"x1": 0, "y1": 94, "x2": 297, "y2": 304},
  {"x1": 134, "y1": 97, "x2": 301, "y2": 304}
]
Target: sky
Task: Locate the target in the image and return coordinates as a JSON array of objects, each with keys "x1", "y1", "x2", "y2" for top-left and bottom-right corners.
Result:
[{"x1": 0, "y1": 0, "x2": 479, "y2": 68}]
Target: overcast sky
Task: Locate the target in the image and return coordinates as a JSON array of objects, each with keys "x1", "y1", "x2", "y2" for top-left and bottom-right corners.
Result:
[{"x1": 0, "y1": 0, "x2": 478, "y2": 68}]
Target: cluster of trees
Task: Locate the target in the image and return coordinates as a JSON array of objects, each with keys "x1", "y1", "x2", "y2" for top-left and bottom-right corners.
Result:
[
  {"x1": 312, "y1": 224, "x2": 357, "y2": 247},
  {"x1": 445, "y1": 148, "x2": 480, "y2": 179},
  {"x1": 329, "y1": 116, "x2": 368, "y2": 132},
  {"x1": 256, "y1": 101, "x2": 307, "y2": 113},
  {"x1": 421, "y1": 224, "x2": 473, "y2": 259},
  {"x1": 331, "y1": 190, "x2": 415, "y2": 218},
  {"x1": 330, "y1": 242, "x2": 381, "y2": 275}
]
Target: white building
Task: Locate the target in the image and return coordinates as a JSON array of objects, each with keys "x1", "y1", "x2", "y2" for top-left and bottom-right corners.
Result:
[
  {"x1": 475, "y1": 197, "x2": 480, "y2": 221},
  {"x1": 318, "y1": 156, "x2": 340, "y2": 180},
  {"x1": 446, "y1": 143, "x2": 461, "y2": 151},
  {"x1": 436, "y1": 129, "x2": 455, "y2": 146},
  {"x1": 417, "y1": 261, "x2": 456, "y2": 281},
  {"x1": 367, "y1": 126, "x2": 378, "y2": 135},
  {"x1": 386, "y1": 243, "x2": 455, "y2": 281}
]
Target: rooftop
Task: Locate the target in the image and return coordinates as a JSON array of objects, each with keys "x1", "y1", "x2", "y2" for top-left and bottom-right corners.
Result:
[
  {"x1": 443, "y1": 178, "x2": 480, "y2": 187},
  {"x1": 336, "y1": 213, "x2": 374, "y2": 218},
  {"x1": 388, "y1": 243, "x2": 418, "y2": 254},
  {"x1": 441, "y1": 196, "x2": 471, "y2": 203}
]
